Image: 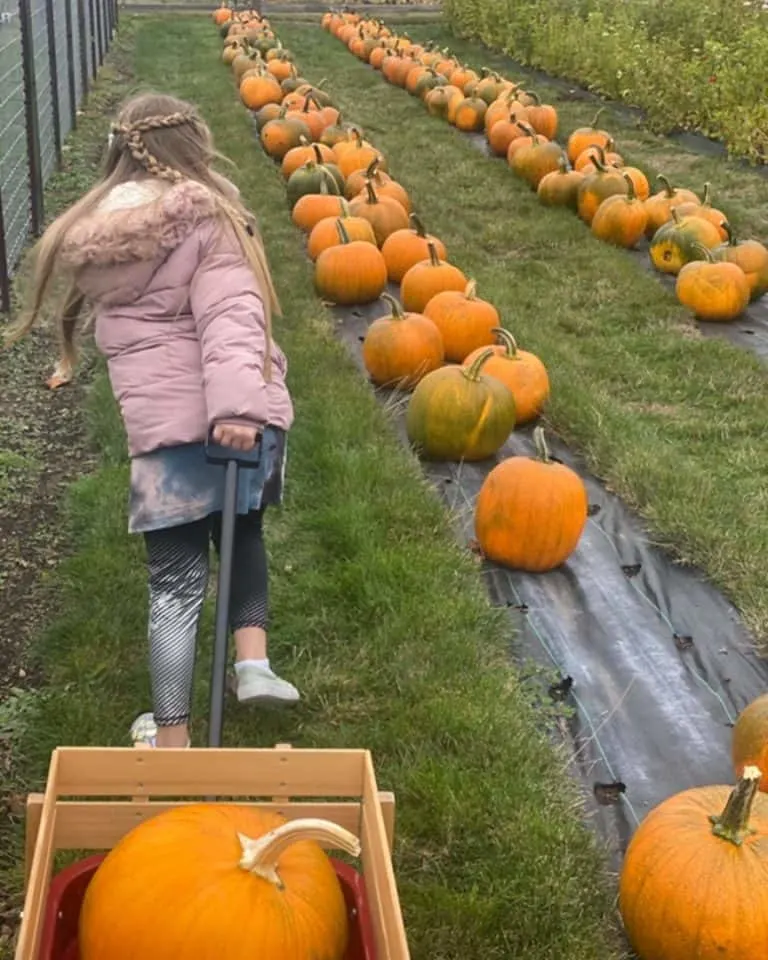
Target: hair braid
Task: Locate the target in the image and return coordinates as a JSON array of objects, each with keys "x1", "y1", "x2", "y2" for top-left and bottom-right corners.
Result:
[{"x1": 111, "y1": 112, "x2": 195, "y2": 183}]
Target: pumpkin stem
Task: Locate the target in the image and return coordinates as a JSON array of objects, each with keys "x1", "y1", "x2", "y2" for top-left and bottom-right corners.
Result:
[
  {"x1": 463, "y1": 347, "x2": 495, "y2": 381},
  {"x1": 621, "y1": 172, "x2": 636, "y2": 202},
  {"x1": 527, "y1": 90, "x2": 541, "y2": 106},
  {"x1": 518, "y1": 121, "x2": 536, "y2": 139},
  {"x1": 365, "y1": 156, "x2": 380, "y2": 179},
  {"x1": 586, "y1": 106, "x2": 604, "y2": 130},
  {"x1": 238, "y1": 818, "x2": 361, "y2": 886},
  {"x1": 409, "y1": 212, "x2": 428, "y2": 238},
  {"x1": 709, "y1": 766, "x2": 761, "y2": 846},
  {"x1": 688, "y1": 240, "x2": 715, "y2": 263},
  {"x1": 311, "y1": 143, "x2": 324, "y2": 164},
  {"x1": 589, "y1": 144, "x2": 608, "y2": 172},
  {"x1": 656, "y1": 173, "x2": 676, "y2": 199},
  {"x1": 492, "y1": 326, "x2": 519, "y2": 358},
  {"x1": 426, "y1": 240, "x2": 442, "y2": 268},
  {"x1": 463, "y1": 279, "x2": 478, "y2": 300},
  {"x1": 335, "y1": 219, "x2": 351, "y2": 245},
  {"x1": 533, "y1": 426, "x2": 551, "y2": 463},
  {"x1": 381, "y1": 292, "x2": 404, "y2": 318},
  {"x1": 723, "y1": 221, "x2": 735, "y2": 246},
  {"x1": 702, "y1": 181, "x2": 712, "y2": 207},
  {"x1": 363, "y1": 178, "x2": 379, "y2": 204}
]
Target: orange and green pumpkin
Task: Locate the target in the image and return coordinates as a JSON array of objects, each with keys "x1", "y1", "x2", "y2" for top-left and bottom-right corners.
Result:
[
  {"x1": 405, "y1": 349, "x2": 517, "y2": 461},
  {"x1": 650, "y1": 209, "x2": 723, "y2": 275},
  {"x1": 362, "y1": 293, "x2": 444, "y2": 389}
]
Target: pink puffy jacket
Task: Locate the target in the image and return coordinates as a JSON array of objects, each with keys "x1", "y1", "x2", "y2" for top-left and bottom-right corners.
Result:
[{"x1": 61, "y1": 178, "x2": 294, "y2": 458}]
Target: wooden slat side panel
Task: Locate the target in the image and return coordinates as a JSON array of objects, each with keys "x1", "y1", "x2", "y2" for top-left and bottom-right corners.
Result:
[
  {"x1": 54, "y1": 747, "x2": 367, "y2": 798},
  {"x1": 361, "y1": 757, "x2": 410, "y2": 960},
  {"x1": 15, "y1": 756, "x2": 60, "y2": 960},
  {"x1": 50, "y1": 801, "x2": 365, "y2": 849}
]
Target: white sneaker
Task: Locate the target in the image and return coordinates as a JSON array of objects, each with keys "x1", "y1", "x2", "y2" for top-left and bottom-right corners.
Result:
[
  {"x1": 233, "y1": 664, "x2": 300, "y2": 708},
  {"x1": 130, "y1": 712, "x2": 190, "y2": 748}
]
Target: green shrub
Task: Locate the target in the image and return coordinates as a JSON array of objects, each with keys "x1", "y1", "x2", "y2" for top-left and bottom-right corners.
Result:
[{"x1": 442, "y1": 0, "x2": 768, "y2": 162}]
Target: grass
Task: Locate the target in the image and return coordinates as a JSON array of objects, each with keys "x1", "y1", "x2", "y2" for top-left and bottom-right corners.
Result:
[
  {"x1": 398, "y1": 23, "x2": 768, "y2": 239},
  {"x1": 277, "y1": 21, "x2": 768, "y2": 644},
  {"x1": 0, "y1": 15, "x2": 622, "y2": 960}
]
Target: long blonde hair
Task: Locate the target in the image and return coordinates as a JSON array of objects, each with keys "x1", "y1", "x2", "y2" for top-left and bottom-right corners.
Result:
[{"x1": 9, "y1": 92, "x2": 280, "y2": 378}]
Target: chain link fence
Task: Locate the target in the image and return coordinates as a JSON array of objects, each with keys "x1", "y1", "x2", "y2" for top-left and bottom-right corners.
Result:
[{"x1": 0, "y1": 0, "x2": 117, "y2": 313}]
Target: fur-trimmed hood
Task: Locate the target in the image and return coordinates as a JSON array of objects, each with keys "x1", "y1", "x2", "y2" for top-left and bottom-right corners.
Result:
[{"x1": 62, "y1": 179, "x2": 224, "y2": 306}]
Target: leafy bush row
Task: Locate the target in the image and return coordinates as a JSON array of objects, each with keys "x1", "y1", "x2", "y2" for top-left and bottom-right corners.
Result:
[{"x1": 442, "y1": 0, "x2": 768, "y2": 162}]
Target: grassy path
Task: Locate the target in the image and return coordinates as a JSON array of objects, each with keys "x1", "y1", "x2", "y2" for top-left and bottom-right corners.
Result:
[
  {"x1": 277, "y1": 22, "x2": 768, "y2": 644},
  {"x1": 0, "y1": 15, "x2": 620, "y2": 960}
]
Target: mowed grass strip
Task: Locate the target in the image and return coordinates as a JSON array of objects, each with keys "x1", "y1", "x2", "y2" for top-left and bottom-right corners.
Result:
[
  {"x1": 1, "y1": 15, "x2": 621, "y2": 960},
  {"x1": 397, "y1": 24, "x2": 768, "y2": 240},
  {"x1": 277, "y1": 23, "x2": 768, "y2": 643}
]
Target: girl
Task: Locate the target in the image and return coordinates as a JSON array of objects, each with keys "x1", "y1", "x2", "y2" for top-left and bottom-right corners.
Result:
[{"x1": 12, "y1": 92, "x2": 299, "y2": 748}]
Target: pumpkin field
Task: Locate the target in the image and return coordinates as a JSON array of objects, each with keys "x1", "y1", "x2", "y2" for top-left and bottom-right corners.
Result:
[{"x1": 2, "y1": 6, "x2": 768, "y2": 960}]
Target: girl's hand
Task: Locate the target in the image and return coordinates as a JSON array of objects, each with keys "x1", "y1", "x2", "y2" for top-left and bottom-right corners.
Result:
[{"x1": 212, "y1": 423, "x2": 260, "y2": 451}]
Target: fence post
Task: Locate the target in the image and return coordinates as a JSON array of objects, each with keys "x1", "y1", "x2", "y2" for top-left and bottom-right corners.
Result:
[
  {"x1": 77, "y1": 0, "x2": 88, "y2": 97},
  {"x1": 93, "y1": 0, "x2": 102, "y2": 65},
  {"x1": 18, "y1": 0, "x2": 44, "y2": 235},
  {"x1": 0, "y1": 191, "x2": 11, "y2": 315},
  {"x1": 88, "y1": 0, "x2": 97, "y2": 78},
  {"x1": 44, "y1": 0, "x2": 63, "y2": 166},
  {"x1": 64, "y1": 0, "x2": 78, "y2": 128}
]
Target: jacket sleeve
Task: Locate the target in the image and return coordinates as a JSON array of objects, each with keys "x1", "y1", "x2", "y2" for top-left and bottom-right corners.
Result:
[{"x1": 189, "y1": 219, "x2": 269, "y2": 429}]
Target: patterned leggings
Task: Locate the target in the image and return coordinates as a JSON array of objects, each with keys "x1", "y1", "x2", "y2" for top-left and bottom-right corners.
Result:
[{"x1": 144, "y1": 510, "x2": 268, "y2": 727}]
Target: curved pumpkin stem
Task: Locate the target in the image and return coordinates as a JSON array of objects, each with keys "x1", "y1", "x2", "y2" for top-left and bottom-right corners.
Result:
[
  {"x1": 588, "y1": 143, "x2": 608, "y2": 172},
  {"x1": 586, "y1": 106, "x2": 605, "y2": 130},
  {"x1": 702, "y1": 181, "x2": 713, "y2": 207},
  {"x1": 336, "y1": 219, "x2": 351, "y2": 245},
  {"x1": 709, "y1": 766, "x2": 761, "y2": 846},
  {"x1": 657, "y1": 173, "x2": 678, "y2": 199},
  {"x1": 621, "y1": 172, "x2": 636, "y2": 202},
  {"x1": 463, "y1": 279, "x2": 478, "y2": 300},
  {"x1": 381, "y1": 292, "x2": 405, "y2": 318},
  {"x1": 688, "y1": 240, "x2": 716, "y2": 263},
  {"x1": 239, "y1": 818, "x2": 361, "y2": 887},
  {"x1": 492, "y1": 326, "x2": 520, "y2": 359},
  {"x1": 365, "y1": 156, "x2": 381, "y2": 180},
  {"x1": 533, "y1": 426, "x2": 552, "y2": 463},
  {"x1": 425, "y1": 240, "x2": 442, "y2": 268},
  {"x1": 363, "y1": 178, "x2": 380, "y2": 205},
  {"x1": 311, "y1": 143, "x2": 325, "y2": 164},
  {"x1": 722, "y1": 221, "x2": 736, "y2": 246},
  {"x1": 463, "y1": 347, "x2": 495, "y2": 381},
  {"x1": 518, "y1": 121, "x2": 537, "y2": 140},
  {"x1": 409, "y1": 213, "x2": 428, "y2": 238}
]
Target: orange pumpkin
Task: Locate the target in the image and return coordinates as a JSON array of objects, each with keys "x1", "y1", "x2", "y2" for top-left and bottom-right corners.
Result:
[
  {"x1": 354, "y1": 174, "x2": 411, "y2": 214},
  {"x1": 463, "y1": 328, "x2": 549, "y2": 424},
  {"x1": 314, "y1": 220, "x2": 388, "y2": 305},
  {"x1": 650, "y1": 208, "x2": 723, "y2": 275},
  {"x1": 619, "y1": 767, "x2": 768, "y2": 960},
  {"x1": 292, "y1": 188, "x2": 349, "y2": 233},
  {"x1": 713, "y1": 224, "x2": 768, "y2": 302},
  {"x1": 733, "y1": 695, "x2": 768, "y2": 791},
  {"x1": 591, "y1": 172, "x2": 649, "y2": 249},
  {"x1": 510, "y1": 131, "x2": 564, "y2": 189},
  {"x1": 644, "y1": 174, "x2": 700, "y2": 238},
  {"x1": 452, "y1": 97, "x2": 487, "y2": 132},
  {"x1": 423, "y1": 280, "x2": 499, "y2": 362},
  {"x1": 79, "y1": 807, "x2": 359, "y2": 960},
  {"x1": 337, "y1": 140, "x2": 387, "y2": 180},
  {"x1": 400, "y1": 242, "x2": 468, "y2": 314},
  {"x1": 307, "y1": 205, "x2": 376, "y2": 260},
  {"x1": 362, "y1": 293, "x2": 444, "y2": 389},
  {"x1": 574, "y1": 140, "x2": 623, "y2": 172},
  {"x1": 381, "y1": 214, "x2": 447, "y2": 284},
  {"x1": 281, "y1": 138, "x2": 335, "y2": 179},
  {"x1": 484, "y1": 91, "x2": 528, "y2": 132},
  {"x1": 344, "y1": 157, "x2": 392, "y2": 200},
  {"x1": 577, "y1": 155, "x2": 628, "y2": 225},
  {"x1": 566, "y1": 107, "x2": 612, "y2": 164},
  {"x1": 260, "y1": 113, "x2": 311, "y2": 160},
  {"x1": 675, "y1": 246, "x2": 750, "y2": 322},
  {"x1": 537, "y1": 156, "x2": 584, "y2": 211},
  {"x1": 487, "y1": 111, "x2": 528, "y2": 157},
  {"x1": 239, "y1": 70, "x2": 282, "y2": 111},
  {"x1": 348, "y1": 180, "x2": 409, "y2": 246},
  {"x1": 674, "y1": 182, "x2": 729, "y2": 241},
  {"x1": 524, "y1": 92, "x2": 558, "y2": 139},
  {"x1": 424, "y1": 85, "x2": 463, "y2": 120},
  {"x1": 474, "y1": 427, "x2": 588, "y2": 572},
  {"x1": 405, "y1": 349, "x2": 517, "y2": 462}
]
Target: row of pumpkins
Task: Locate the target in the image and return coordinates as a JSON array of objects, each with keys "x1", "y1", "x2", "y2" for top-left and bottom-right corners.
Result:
[
  {"x1": 232, "y1": 10, "x2": 768, "y2": 960},
  {"x1": 219, "y1": 5, "x2": 590, "y2": 575},
  {"x1": 322, "y1": 11, "x2": 768, "y2": 325},
  {"x1": 73, "y1": 9, "x2": 768, "y2": 960}
]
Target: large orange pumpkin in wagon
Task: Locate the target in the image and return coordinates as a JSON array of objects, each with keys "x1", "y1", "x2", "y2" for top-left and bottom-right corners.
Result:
[
  {"x1": 475, "y1": 428, "x2": 587, "y2": 572},
  {"x1": 79, "y1": 806, "x2": 360, "y2": 960}
]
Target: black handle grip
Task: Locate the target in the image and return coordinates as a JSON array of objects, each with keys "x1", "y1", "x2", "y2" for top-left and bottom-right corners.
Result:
[{"x1": 205, "y1": 430, "x2": 263, "y2": 469}]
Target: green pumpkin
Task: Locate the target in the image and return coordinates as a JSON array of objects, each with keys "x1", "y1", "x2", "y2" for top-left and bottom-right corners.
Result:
[
  {"x1": 286, "y1": 162, "x2": 343, "y2": 208},
  {"x1": 281, "y1": 75, "x2": 309, "y2": 95},
  {"x1": 649, "y1": 208, "x2": 723, "y2": 276},
  {"x1": 414, "y1": 70, "x2": 446, "y2": 99},
  {"x1": 405, "y1": 349, "x2": 517, "y2": 462}
]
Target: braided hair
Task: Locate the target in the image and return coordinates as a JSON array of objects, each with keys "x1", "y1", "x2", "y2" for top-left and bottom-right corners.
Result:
[{"x1": 110, "y1": 112, "x2": 193, "y2": 183}]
